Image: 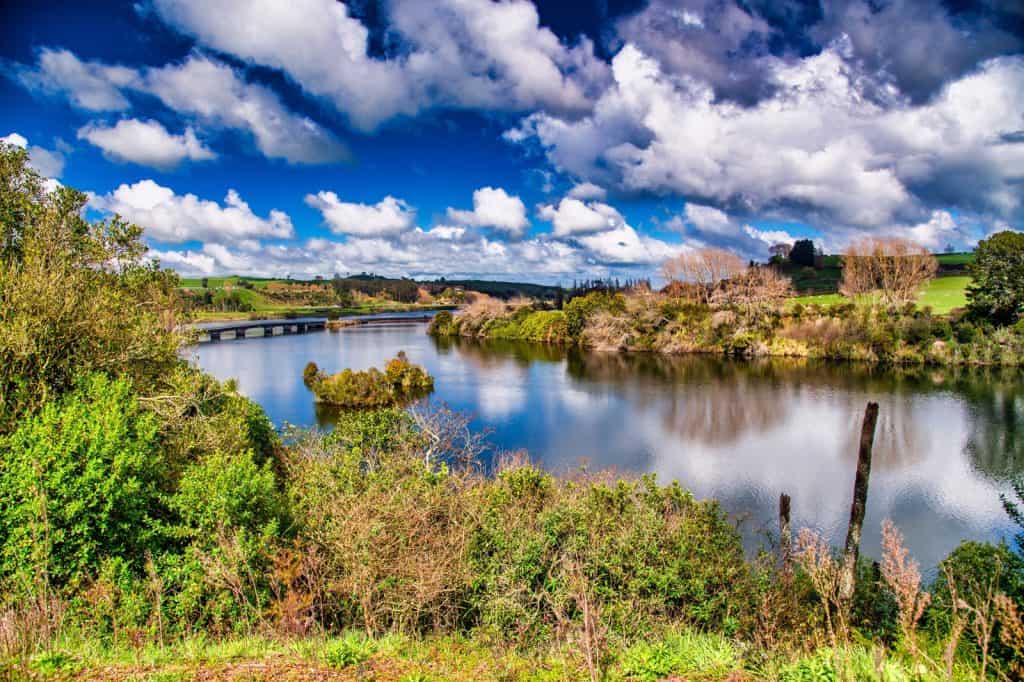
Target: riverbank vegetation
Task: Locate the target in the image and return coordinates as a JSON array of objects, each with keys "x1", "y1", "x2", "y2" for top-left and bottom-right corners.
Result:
[
  {"x1": 431, "y1": 238, "x2": 1023, "y2": 367},
  {"x1": 3, "y1": 142, "x2": 1024, "y2": 679},
  {"x1": 179, "y1": 273, "x2": 568, "y2": 322},
  {"x1": 304, "y1": 353, "x2": 434, "y2": 408}
]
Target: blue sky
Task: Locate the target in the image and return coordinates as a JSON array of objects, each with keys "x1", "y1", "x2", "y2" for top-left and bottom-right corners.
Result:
[{"x1": 1, "y1": 0, "x2": 1022, "y2": 283}]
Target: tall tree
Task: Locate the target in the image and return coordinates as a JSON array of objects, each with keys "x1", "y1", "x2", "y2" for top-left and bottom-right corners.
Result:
[
  {"x1": 789, "y1": 239, "x2": 816, "y2": 267},
  {"x1": 967, "y1": 231, "x2": 1024, "y2": 325}
]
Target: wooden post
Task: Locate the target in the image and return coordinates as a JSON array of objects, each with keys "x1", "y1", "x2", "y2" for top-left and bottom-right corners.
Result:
[
  {"x1": 779, "y1": 492, "x2": 792, "y2": 563},
  {"x1": 839, "y1": 402, "x2": 879, "y2": 605}
]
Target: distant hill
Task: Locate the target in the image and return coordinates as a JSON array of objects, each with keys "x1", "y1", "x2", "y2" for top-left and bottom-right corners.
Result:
[{"x1": 423, "y1": 279, "x2": 561, "y2": 300}]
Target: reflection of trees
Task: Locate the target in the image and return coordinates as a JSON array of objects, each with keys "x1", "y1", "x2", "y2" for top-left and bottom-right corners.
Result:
[
  {"x1": 569, "y1": 350, "x2": 1015, "y2": 473},
  {"x1": 434, "y1": 334, "x2": 1024, "y2": 481},
  {"x1": 565, "y1": 353, "x2": 793, "y2": 447},
  {"x1": 430, "y1": 335, "x2": 567, "y2": 368},
  {"x1": 840, "y1": 399, "x2": 929, "y2": 471},
  {"x1": 957, "y1": 367, "x2": 1024, "y2": 481}
]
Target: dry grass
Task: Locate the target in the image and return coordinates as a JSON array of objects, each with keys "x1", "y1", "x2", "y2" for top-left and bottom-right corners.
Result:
[
  {"x1": 880, "y1": 520, "x2": 930, "y2": 663},
  {"x1": 793, "y1": 528, "x2": 846, "y2": 646}
]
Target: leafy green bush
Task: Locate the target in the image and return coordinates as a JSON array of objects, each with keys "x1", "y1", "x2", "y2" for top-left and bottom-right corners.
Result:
[
  {"x1": 968, "y1": 230, "x2": 1024, "y2": 324},
  {"x1": 0, "y1": 374, "x2": 163, "y2": 589},
  {"x1": 427, "y1": 310, "x2": 458, "y2": 336},
  {"x1": 0, "y1": 145, "x2": 183, "y2": 432},
  {"x1": 564, "y1": 291, "x2": 626, "y2": 338},
  {"x1": 929, "y1": 541, "x2": 1024, "y2": 667},
  {"x1": 467, "y1": 468, "x2": 753, "y2": 639},
  {"x1": 170, "y1": 451, "x2": 284, "y2": 541}
]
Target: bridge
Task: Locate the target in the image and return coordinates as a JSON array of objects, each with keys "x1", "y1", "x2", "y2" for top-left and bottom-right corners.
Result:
[
  {"x1": 194, "y1": 317, "x2": 327, "y2": 341},
  {"x1": 192, "y1": 310, "x2": 443, "y2": 342}
]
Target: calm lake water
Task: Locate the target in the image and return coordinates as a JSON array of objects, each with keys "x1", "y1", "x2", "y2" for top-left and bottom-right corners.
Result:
[{"x1": 189, "y1": 321, "x2": 1023, "y2": 569}]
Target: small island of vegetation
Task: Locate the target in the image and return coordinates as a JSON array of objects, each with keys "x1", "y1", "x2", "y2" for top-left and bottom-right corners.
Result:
[{"x1": 304, "y1": 352, "x2": 434, "y2": 408}]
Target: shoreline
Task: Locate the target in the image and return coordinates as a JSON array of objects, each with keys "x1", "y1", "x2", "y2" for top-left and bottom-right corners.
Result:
[{"x1": 427, "y1": 295, "x2": 1024, "y2": 367}]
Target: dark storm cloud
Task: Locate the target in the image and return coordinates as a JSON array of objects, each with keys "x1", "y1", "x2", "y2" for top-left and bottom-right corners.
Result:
[
  {"x1": 812, "y1": 0, "x2": 1024, "y2": 104},
  {"x1": 614, "y1": 0, "x2": 1023, "y2": 106},
  {"x1": 613, "y1": 0, "x2": 784, "y2": 105}
]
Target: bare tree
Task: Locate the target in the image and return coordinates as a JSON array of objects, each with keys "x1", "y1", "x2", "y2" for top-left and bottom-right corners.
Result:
[
  {"x1": 840, "y1": 237, "x2": 938, "y2": 306},
  {"x1": 661, "y1": 247, "x2": 746, "y2": 304},
  {"x1": 711, "y1": 265, "x2": 794, "y2": 311}
]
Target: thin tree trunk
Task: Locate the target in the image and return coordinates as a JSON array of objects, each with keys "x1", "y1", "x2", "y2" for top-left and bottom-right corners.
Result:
[{"x1": 839, "y1": 402, "x2": 879, "y2": 605}]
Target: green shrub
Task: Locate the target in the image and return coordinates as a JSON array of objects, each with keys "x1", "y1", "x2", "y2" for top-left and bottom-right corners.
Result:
[
  {"x1": 322, "y1": 631, "x2": 380, "y2": 668},
  {"x1": 564, "y1": 291, "x2": 626, "y2": 338},
  {"x1": 929, "y1": 541, "x2": 1024, "y2": 666},
  {"x1": 427, "y1": 310, "x2": 460, "y2": 336},
  {"x1": 467, "y1": 469, "x2": 753, "y2": 639},
  {"x1": 0, "y1": 374, "x2": 163, "y2": 589},
  {"x1": 170, "y1": 451, "x2": 284, "y2": 541}
]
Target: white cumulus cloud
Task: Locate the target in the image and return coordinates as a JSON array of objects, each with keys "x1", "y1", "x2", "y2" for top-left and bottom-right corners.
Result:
[
  {"x1": 567, "y1": 181, "x2": 607, "y2": 200},
  {"x1": 16, "y1": 49, "x2": 348, "y2": 165},
  {"x1": 143, "y1": 55, "x2": 348, "y2": 165},
  {"x1": 538, "y1": 197, "x2": 622, "y2": 237},
  {"x1": 90, "y1": 180, "x2": 294, "y2": 243},
  {"x1": 16, "y1": 47, "x2": 138, "y2": 111},
  {"x1": 305, "y1": 192, "x2": 417, "y2": 237},
  {"x1": 510, "y1": 42, "x2": 1024, "y2": 236},
  {"x1": 78, "y1": 119, "x2": 215, "y2": 169},
  {"x1": 447, "y1": 187, "x2": 530, "y2": 238}
]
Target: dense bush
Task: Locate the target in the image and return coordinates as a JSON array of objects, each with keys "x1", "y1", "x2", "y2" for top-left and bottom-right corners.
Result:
[
  {"x1": 305, "y1": 352, "x2": 434, "y2": 408},
  {"x1": 789, "y1": 239, "x2": 817, "y2": 267},
  {"x1": 0, "y1": 374, "x2": 163, "y2": 589}
]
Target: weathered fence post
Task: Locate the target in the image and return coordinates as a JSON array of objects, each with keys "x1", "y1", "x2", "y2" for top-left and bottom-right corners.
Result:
[
  {"x1": 779, "y1": 492, "x2": 792, "y2": 564},
  {"x1": 839, "y1": 401, "x2": 879, "y2": 605}
]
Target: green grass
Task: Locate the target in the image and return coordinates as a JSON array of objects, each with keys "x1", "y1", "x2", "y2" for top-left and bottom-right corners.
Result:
[
  {"x1": 790, "y1": 275, "x2": 970, "y2": 315},
  {"x1": 918, "y1": 275, "x2": 970, "y2": 313},
  {"x1": 179, "y1": 276, "x2": 284, "y2": 289},
  {"x1": 936, "y1": 252, "x2": 974, "y2": 267},
  {"x1": 19, "y1": 628, "x2": 983, "y2": 681}
]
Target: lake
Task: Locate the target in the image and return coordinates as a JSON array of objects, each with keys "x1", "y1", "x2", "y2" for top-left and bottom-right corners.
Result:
[{"x1": 189, "y1": 320, "x2": 1022, "y2": 569}]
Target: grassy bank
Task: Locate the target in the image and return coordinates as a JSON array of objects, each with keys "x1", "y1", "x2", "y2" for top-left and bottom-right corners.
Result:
[{"x1": 431, "y1": 279, "x2": 1023, "y2": 366}]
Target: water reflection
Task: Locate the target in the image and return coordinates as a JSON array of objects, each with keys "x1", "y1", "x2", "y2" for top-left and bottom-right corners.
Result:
[{"x1": 190, "y1": 324, "x2": 1023, "y2": 569}]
